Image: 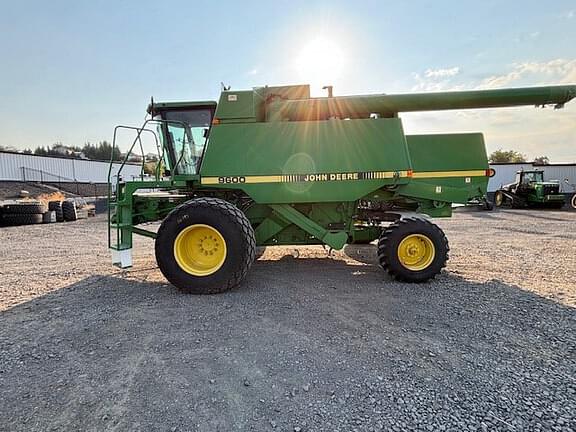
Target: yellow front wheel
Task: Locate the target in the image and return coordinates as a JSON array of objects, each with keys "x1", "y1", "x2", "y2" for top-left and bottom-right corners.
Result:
[
  {"x1": 174, "y1": 224, "x2": 227, "y2": 276},
  {"x1": 155, "y1": 198, "x2": 256, "y2": 294},
  {"x1": 378, "y1": 217, "x2": 448, "y2": 283}
]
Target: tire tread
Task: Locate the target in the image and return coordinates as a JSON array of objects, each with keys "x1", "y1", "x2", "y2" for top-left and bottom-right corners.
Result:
[
  {"x1": 156, "y1": 197, "x2": 256, "y2": 294},
  {"x1": 377, "y1": 217, "x2": 449, "y2": 283}
]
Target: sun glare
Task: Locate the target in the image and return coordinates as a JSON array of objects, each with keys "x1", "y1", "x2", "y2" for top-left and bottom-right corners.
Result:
[{"x1": 295, "y1": 37, "x2": 345, "y2": 92}]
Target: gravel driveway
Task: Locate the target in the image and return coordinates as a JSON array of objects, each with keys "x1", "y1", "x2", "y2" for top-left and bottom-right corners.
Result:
[{"x1": 0, "y1": 210, "x2": 574, "y2": 431}]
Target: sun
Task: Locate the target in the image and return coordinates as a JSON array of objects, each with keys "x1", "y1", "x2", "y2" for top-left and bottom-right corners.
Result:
[{"x1": 295, "y1": 37, "x2": 345, "y2": 91}]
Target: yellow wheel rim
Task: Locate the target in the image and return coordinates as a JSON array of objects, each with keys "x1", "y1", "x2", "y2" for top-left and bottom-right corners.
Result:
[
  {"x1": 495, "y1": 192, "x2": 503, "y2": 206},
  {"x1": 173, "y1": 224, "x2": 227, "y2": 276},
  {"x1": 397, "y1": 234, "x2": 435, "y2": 271}
]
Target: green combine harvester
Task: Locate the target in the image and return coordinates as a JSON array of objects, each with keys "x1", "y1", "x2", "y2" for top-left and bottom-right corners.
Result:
[{"x1": 108, "y1": 84, "x2": 576, "y2": 293}]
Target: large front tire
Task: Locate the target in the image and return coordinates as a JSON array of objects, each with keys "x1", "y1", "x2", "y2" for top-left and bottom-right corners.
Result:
[
  {"x1": 155, "y1": 198, "x2": 256, "y2": 294},
  {"x1": 378, "y1": 217, "x2": 449, "y2": 283}
]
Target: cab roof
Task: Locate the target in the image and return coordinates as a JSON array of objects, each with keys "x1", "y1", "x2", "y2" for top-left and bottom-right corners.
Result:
[{"x1": 147, "y1": 100, "x2": 217, "y2": 115}]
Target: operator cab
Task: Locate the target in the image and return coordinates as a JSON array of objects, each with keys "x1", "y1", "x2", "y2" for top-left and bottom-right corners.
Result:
[
  {"x1": 516, "y1": 170, "x2": 544, "y2": 185},
  {"x1": 147, "y1": 101, "x2": 217, "y2": 175}
]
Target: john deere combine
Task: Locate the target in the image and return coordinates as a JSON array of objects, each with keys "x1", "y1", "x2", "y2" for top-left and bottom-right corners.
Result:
[{"x1": 108, "y1": 84, "x2": 576, "y2": 293}]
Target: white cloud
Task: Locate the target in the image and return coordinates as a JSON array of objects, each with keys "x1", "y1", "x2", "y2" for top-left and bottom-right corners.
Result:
[
  {"x1": 424, "y1": 67, "x2": 460, "y2": 78},
  {"x1": 478, "y1": 59, "x2": 576, "y2": 88},
  {"x1": 411, "y1": 67, "x2": 463, "y2": 91},
  {"x1": 565, "y1": 10, "x2": 574, "y2": 19},
  {"x1": 412, "y1": 58, "x2": 576, "y2": 92},
  {"x1": 407, "y1": 58, "x2": 576, "y2": 161}
]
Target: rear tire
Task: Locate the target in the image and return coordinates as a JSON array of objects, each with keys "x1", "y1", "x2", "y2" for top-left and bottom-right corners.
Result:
[
  {"x1": 1, "y1": 213, "x2": 44, "y2": 226},
  {"x1": 378, "y1": 217, "x2": 449, "y2": 283},
  {"x1": 2, "y1": 202, "x2": 46, "y2": 214},
  {"x1": 48, "y1": 201, "x2": 64, "y2": 222},
  {"x1": 62, "y1": 200, "x2": 77, "y2": 221},
  {"x1": 571, "y1": 194, "x2": 576, "y2": 209},
  {"x1": 155, "y1": 197, "x2": 256, "y2": 294},
  {"x1": 42, "y1": 211, "x2": 56, "y2": 223}
]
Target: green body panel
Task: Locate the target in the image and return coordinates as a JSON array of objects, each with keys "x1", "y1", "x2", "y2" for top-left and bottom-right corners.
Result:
[
  {"x1": 200, "y1": 118, "x2": 411, "y2": 203},
  {"x1": 406, "y1": 133, "x2": 488, "y2": 171},
  {"x1": 215, "y1": 91, "x2": 258, "y2": 120},
  {"x1": 400, "y1": 133, "x2": 489, "y2": 203},
  {"x1": 527, "y1": 183, "x2": 565, "y2": 203},
  {"x1": 108, "y1": 83, "x2": 576, "y2": 252}
]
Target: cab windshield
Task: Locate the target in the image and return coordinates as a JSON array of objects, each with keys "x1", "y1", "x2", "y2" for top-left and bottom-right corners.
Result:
[
  {"x1": 160, "y1": 108, "x2": 213, "y2": 175},
  {"x1": 522, "y1": 171, "x2": 544, "y2": 183}
]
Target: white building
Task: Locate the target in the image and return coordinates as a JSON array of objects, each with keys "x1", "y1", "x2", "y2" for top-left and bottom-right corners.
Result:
[{"x1": 0, "y1": 151, "x2": 143, "y2": 183}]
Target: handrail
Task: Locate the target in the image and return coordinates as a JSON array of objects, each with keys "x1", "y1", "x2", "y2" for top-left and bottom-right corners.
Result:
[
  {"x1": 108, "y1": 119, "x2": 192, "y2": 186},
  {"x1": 107, "y1": 119, "x2": 193, "y2": 250}
]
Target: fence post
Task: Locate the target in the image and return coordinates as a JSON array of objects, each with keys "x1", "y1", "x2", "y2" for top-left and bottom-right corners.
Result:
[{"x1": 21, "y1": 167, "x2": 26, "y2": 182}]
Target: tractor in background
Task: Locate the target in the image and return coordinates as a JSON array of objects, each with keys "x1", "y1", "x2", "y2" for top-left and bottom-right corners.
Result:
[{"x1": 494, "y1": 169, "x2": 566, "y2": 209}]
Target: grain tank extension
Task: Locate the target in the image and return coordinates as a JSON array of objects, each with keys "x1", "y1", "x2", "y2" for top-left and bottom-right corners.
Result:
[{"x1": 108, "y1": 84, "x2": 576, "y2": 293}]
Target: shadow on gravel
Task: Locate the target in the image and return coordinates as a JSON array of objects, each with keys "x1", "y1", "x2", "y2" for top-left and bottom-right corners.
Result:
[
  {"x1": 1, "y1": 262, "x2": 575, "y2": 431},
  {"x1": 465, "y1": 209, "x2": 574, "y2": 222}
]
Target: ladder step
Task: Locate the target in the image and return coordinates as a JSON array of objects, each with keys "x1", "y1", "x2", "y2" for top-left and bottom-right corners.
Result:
[{"x1": 109, "y1": 243, "x2": 131, "y2": 251}]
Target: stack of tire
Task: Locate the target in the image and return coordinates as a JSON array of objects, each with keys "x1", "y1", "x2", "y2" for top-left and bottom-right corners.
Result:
[
  {"x1": 0, "y1": 202, "x2": 47, "y2": 226},
  {"x1": 0, "y1": 198, "x2": 93, "y2": 227},
  {"x1": 48, "y1": 201, "x2": 64, "y2": 222}
]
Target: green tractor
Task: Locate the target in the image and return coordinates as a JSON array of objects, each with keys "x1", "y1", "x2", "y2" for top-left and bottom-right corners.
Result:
[
  {"x1": 494, "y1": 169, "x2": 566, "y2": 209},
  {"x1": 108, "y1": 84, "x2": 576, "y2": 294}
]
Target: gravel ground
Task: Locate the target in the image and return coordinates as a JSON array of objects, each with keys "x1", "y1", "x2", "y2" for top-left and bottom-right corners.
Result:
[{"x1": 0, "y1": 209, "x2": 574, "y2": 431}]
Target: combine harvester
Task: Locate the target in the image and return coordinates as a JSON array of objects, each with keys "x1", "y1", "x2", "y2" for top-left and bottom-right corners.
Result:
[{"x1": 108, "y1": 84, "x2": 576, "y2": 293}]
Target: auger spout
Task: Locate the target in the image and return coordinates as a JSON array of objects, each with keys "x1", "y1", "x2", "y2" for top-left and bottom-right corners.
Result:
[{"x1": 267, "y1": 85, "x2": 576, "y2": 121}]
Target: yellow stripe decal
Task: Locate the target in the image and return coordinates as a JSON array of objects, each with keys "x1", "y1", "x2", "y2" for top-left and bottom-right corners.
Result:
[
  {"x1": 200, "y1": 169, "x2": 484, "y2": 185},
  {"x1": 411, "y1": 170, "x2": 486, "y2": 179}
]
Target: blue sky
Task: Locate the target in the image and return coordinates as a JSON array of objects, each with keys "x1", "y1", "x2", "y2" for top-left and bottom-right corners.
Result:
[{"x1": 1, "y1": 0, "x2": 575, "y2": 160}]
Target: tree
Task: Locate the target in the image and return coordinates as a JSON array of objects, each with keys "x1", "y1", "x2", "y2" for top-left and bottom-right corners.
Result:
[
  {"x1": 82, "y1": 141, "x2": 121, "y2": 161},
  {"x1": 533, "y1": 156, "x2": 550, "y2": 165},
  {"x1": 488, "y1": 149, "x2": 527, "y2": 163},
  {"x1": 34, "y1": 146, "x2": 48, "y2": 156}
]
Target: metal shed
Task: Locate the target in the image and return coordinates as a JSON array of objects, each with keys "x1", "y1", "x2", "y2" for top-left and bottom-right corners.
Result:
[{"x1": 0, "y1": 151, "x2": 142, "y2": 183}]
